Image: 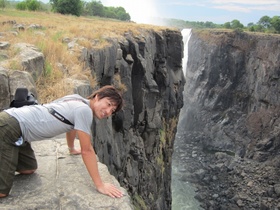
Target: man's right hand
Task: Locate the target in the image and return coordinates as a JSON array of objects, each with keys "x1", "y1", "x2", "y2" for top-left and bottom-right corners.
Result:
[{"x1": 97, "y1": 182, "x2": 124, "y2": 198}]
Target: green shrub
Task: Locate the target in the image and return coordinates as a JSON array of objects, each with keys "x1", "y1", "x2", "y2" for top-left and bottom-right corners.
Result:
[
  {"x1": 26, "y1": 0, "x2": 40, "y2": 11},
  {"x1": 16, "y1": 0, "x2": 41, "y2": 11},
  {"x1": 16, "y1": 1, "x2": 27, "y2": 10}
]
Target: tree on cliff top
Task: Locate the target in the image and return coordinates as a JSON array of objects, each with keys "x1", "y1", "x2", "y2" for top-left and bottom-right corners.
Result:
[
  {"x1": 0, "y1": 0, "x2": 7, "y2": 10},
  {"x1": 50, "y1": 0, "x2": 82, "y2": 16},
  {"x1": 82, "y1": 1, "x2": 130, "y2": 21},
  {"x1": 104, "y1": 6, "x2": 130, "y2": 21},
  {"x1": 271, "y1": 16, "x2": 280, "y2": 32},
  {"x1": 16, "y1": 0, "x2": 41, "y2": 11},
  {"x1": 249, "y1": 15, "x2": 280, "y2": 33},
  {"x1": 83, "y1": 0, "x2": 104, "y2": 17},
  {"x1": 231, "y1": 19, "x2": 244, "y2": 29},
  {"x1": 258, "y1": 16, "x2": 271, "y2": 29}
]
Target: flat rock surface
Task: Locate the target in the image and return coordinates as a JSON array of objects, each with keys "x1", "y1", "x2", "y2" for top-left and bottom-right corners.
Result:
[{"x1": 0, "y1": 137, "x2": 133, "y2": 210}]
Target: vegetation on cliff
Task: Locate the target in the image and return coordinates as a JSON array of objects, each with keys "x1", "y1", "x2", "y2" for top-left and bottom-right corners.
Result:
[
  {"x1": 0, "y1": 9, "x2": 171, "y2": 102},
  {"x1": 166, "y1": 16, "x2": 280, "y2": 34},
  {"x1": 2, "y1": 0, "x2": 280, "y2": 34},
  {"x1": 1, "y1": 0, "x2": 131, "y2": 21}
]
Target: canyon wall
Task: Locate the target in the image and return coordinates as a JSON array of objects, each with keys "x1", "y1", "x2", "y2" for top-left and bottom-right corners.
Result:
[
  {"x1": 87, "y1": 29, "x2": 185, "y2": 210},
  {"x1": 180, "y1": 30, "x2": 280, "y2": 209}
]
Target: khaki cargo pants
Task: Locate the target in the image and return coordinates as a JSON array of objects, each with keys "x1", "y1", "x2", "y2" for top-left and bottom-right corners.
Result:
[{"x1": 0, "y1": 111, "x2": 37, "y2": 195}]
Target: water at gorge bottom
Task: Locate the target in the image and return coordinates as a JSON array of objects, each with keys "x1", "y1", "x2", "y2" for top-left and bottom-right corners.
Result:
[
  {"x1": 171, "y1": 28, "x2": 202, "y2": 209},
  {"x1": 171, "y1": 131, "x2": 203, "y2": 210}
]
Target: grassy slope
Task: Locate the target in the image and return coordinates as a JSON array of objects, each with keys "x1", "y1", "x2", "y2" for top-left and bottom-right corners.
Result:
[{"x1": 0, "y1": 9, "x2": 174, "y2": 102}]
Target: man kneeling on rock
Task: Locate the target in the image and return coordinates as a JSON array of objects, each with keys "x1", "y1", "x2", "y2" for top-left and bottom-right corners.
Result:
[{"x1": 0, "y1": 85, "x2": 124, "y2": 199}]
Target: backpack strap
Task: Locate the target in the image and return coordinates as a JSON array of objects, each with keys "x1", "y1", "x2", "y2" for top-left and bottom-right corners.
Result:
[
  {"x1": 47, "y1": 107, "x2": 74, "y2": 126},
  {"x1": 44, "y1": 98, "x2": 87, "y2": 126}
]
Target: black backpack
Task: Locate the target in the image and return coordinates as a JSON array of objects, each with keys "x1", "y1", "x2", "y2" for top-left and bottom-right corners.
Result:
[
  {"x1": 9, "y1": 88, "x2": 72, "y2": 126},
  {"x1": 10, "y1": 88, "x2": 38, "y2": 108}
]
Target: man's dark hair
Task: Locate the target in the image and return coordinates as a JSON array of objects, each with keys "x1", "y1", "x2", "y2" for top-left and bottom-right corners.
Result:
[{"x1": 87, "y1": 85, "x2": 124, "y2": 113}]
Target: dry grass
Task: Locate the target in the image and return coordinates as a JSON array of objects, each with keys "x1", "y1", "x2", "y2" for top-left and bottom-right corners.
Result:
[
  {"x1": 113, "y1": 74, "x2": 127, "y2": 94},
  {"x1": 0, "y1": 9, "x2": 172, "y2": 102}
]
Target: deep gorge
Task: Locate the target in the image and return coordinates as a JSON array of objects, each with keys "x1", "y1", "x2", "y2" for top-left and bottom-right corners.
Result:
[{"x1": 2, "y1": 19, "x2": 280, "y2": 209}]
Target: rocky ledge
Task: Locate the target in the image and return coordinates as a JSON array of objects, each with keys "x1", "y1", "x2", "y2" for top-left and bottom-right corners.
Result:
[{"x1": 0, "y1": 137, "x2": 133, "y2": 210}]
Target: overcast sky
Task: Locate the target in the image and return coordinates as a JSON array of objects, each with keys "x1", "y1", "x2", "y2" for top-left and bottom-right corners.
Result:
[{"x1": 41, "y1": 0, "x2": 280, "y2": 26}]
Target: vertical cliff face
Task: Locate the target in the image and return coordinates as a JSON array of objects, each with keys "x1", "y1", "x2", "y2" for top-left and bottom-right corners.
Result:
[
  {"x1": 182, "y1": 30, "x2": 280, "y2": 158},
  {"x1": 85, "y1": 29, "x2": 185, "y2": 209},
  {"x1": 179, "y1": 30, "x2": 280, "y2": 208}
]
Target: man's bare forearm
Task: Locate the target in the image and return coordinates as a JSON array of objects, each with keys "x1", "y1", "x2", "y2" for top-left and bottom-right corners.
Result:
[{"x1": 66, "y1": 130, "x2": 76, "y2": 149}]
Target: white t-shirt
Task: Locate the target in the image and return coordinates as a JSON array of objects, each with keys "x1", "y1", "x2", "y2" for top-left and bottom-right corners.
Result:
[{"x1": 5, "y1": 94, "x2": 93, "y2": 143}]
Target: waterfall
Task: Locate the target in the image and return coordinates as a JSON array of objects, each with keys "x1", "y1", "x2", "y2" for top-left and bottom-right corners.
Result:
[
  {"x1": 171, "y1": 29, "x2": 202, "y2": 210},
  {"x1": 181, "y1": 29, "x2": 192, "y2": 77}
]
